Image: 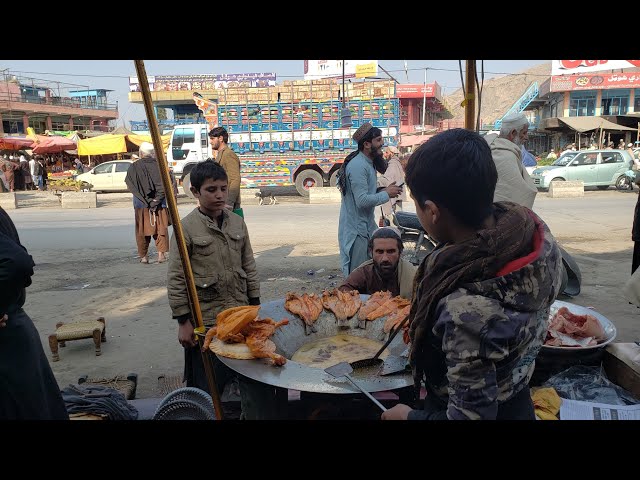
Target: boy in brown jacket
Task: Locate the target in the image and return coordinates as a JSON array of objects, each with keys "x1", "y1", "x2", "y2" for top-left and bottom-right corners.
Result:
[{"x1": 167, "y1": 159, "x2": 281, "y2": 419}]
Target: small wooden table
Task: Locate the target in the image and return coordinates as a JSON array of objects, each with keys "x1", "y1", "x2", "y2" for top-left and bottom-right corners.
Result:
[{"x1": 49, "y1": 317, "x2": 106, "y2": 362}]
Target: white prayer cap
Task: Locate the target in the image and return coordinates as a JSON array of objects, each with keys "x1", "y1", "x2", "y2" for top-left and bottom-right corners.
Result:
[
  {"x1": 500, "y1": 113, "x2": 529, "y2": 134},
  {"x1": 139, "y1": 142, "x2": 155, "y2": 157}
]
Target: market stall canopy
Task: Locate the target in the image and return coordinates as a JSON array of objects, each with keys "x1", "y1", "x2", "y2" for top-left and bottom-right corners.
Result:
[
  {"x1": 112, "y1": 126, "x2": 134, "y2": 135},
  {"x1": 31, "y1": 136, "x2": 77, "y2": 154},
  {"x1": 559, "y1": 117, "x2": 638, "y2": 133},
  {"x1": 77, "y1": 134, "x2": 128, "y2": 155},
  {"x1": 127, "y1": 133, "x2": 171, "y2": 150},
  {"x1": 0, "y1": 136, "x2": 34, "y2": 150}
]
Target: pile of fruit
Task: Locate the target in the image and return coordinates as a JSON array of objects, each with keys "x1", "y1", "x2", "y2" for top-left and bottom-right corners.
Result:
[{"x1": 47, "y1": 179, "x2": 88, "y2": 191}]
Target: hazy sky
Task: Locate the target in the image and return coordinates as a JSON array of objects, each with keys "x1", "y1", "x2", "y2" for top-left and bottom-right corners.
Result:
[{"x1": 0, "y1": 60, "x2": 546, "y2": 126}]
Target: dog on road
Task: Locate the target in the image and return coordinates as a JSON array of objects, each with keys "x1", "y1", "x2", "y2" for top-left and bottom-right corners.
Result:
[{"x1": 255, "y1": 190, "x2": 278, "y2": 205}]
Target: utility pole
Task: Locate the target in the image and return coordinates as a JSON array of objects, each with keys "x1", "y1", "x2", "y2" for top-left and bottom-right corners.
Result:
[{"x1": 464, "y1": 60, "x2": 476, "y2": 131}]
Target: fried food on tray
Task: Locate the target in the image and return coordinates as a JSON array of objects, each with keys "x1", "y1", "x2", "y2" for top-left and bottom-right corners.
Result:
[
  {"x1": 207, "y1": 314, "x2": 289, "y2": 366},
  {"x1": 383, "y1": 303, "x2": 411, "y2": 334},
  {"x1": 242, "y1": 318, "x2": 289, "y2": 366},
  {"x1": 284, "y1": 292, "x2": 323, "y2": 335},
  {"x1": 322, "y1": 288, "x2": 361, "y2": 326},
  {"x1": 357, "y1": 292, "x2": 410, "y2": 329},
  {"x1": 215, "y1": 305, "x2": 260, "y2": 341}
]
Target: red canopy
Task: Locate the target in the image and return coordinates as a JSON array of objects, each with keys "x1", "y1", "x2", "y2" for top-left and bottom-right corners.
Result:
[
  {"x1": 0, "y1": 136, "x2": 34, "y2": 151},
  {"x1": 31, "y1": 136, "x2": 77, "y2": 154}
]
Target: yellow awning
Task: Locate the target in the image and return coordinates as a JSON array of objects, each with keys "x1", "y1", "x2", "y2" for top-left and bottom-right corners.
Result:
[
  {"x1": 127, "y1": 133, "x2": 171, "y2": 150},
  {"x1": 78, "y1": 134, "x2": 128, "y2": 155}
]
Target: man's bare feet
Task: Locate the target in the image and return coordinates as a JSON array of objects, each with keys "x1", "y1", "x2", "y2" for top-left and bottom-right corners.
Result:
[
  {"x1": 140, "y1": 256, "x2": 149, "y2": 264},
  {"x1": 157, "y1": 253, "x2": 167, "y2": 264}
]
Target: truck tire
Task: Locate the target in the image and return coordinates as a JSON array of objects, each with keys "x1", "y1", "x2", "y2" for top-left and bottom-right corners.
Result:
[
  {"x1": 182, "y1": 172, "x2": 196, "y2": 199},
  {"x1": 329, "y1": 169, "x2": 340, "y2": 188},
  {"x1": 295, "y1": 169, "x2": 324, "y2": 197}
]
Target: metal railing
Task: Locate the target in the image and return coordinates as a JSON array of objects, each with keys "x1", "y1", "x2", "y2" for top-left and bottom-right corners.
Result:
[
  {"x1": 494, "y1": 82, "x2": 539, "y2": 129},
  {"x1": 0, "y1": 91, "x2": 118, "y2": 111}
]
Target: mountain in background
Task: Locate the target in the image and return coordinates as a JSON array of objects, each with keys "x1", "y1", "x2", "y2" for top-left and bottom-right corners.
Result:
[{"x1": 445, "y1": 62, "x2": 551, "y2": 125}]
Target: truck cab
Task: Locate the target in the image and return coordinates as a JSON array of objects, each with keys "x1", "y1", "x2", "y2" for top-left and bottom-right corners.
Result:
[{"x1": 167, "y1": 124, "x2": 211, "y2": 180}]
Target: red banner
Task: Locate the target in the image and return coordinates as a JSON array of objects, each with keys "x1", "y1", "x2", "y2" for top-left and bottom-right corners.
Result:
[
  {"x1": 396, "y1": 83, "x2": 436, "y2": 99},
  {"x1": 550, "y1": 73, "x2": 640, "y2": 91}
]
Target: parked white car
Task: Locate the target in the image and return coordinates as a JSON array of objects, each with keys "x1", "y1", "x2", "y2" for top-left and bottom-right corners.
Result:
[{"x1": 76, "y1": 160, "x2": 133, "y2": 192}]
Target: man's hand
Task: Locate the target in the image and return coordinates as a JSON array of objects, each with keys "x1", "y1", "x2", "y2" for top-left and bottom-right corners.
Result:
[
  {"x1": 0, "y1": 314, "x2": 7, "y2": 328},
  {"x1": 178, "y1": 321, "x2": 196, "y2": 348},
  {"x1": 385, "y1": 182, "x2": 403, "y2": 199},
  {"x1": 381, "y1": 403, "x2": 412, "y2": 420}
]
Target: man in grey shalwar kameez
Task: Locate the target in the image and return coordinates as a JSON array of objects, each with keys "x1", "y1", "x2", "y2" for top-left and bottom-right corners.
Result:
[{"x1": 336, "y1": 123, "x2": 403, "y2": 276}]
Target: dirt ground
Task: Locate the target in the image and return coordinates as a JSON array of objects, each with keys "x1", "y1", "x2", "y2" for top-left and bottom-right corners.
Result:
[{"x1": 14, "y1": 189, "x2": 640, "y2": 400}]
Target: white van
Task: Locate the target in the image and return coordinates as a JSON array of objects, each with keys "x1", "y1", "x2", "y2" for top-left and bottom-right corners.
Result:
[{"x1": 166, "y1": 124, "x2": 212, "y2": 180}]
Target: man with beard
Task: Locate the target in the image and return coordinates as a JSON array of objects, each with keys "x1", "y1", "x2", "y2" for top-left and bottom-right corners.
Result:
[
  {"x1": 338, "y1": 227, "x2": 417, "y2": 299},
  {"x1": 484, "y1": 113, "x2": 538, "y2": 209},
  {"x1": 337, "y1": 123, "x2": 403, "y2": 276}
]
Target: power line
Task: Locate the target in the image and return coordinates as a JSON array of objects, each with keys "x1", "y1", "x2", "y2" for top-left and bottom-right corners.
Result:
[{"x1": 5, "y1": 66, "x2": 553, "y2": 81}]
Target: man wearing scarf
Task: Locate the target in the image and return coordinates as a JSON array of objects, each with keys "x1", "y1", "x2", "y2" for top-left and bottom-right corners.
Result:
[
  {"x1": 336, "y1": 123, "x2": 403, "y2": 276},
  {"x1": 484, "y1": 113, "x2": 538, "y2": 209},
  {"x1": 381, "y1": 129, "x2": 563, "y2": 421}
]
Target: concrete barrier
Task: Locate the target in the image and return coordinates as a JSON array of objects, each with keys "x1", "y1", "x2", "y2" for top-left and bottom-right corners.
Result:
[
  {"x1": 0, "y1": 192, "x2": 17, "y2": 209},
  {"x1": 308, "y1": 186, "x2": 341, "y2": 204},
  {"x1": 549, "y1": 180, "x2": 584, "y2": 198},
  {"x1": 61, "y1": 191, "x2": 97, "y2": 209}
]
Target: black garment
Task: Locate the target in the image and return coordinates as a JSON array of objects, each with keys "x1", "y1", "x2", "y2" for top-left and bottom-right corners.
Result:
[
  {"x1": 407, "y1": 384, "x2": 535, "y2": 420},
  {"x1": 632, "y1": 193, "x2": 640, "y2": 273},
  {"x1": 184, "y1": 345, "x2": 285, "y2": 420},
  {"x1": 61, "y1": 384, "x2": 137, "y2": 420},
  {"x1": 32, "y1": 160, "x2": 43, "y2": 177},
  {"x1": 0, "y1": 207, "x2": 68, "y2": 420},
  {"x1": 125, "y1": 157, "x2": 165, "y2": 209}
]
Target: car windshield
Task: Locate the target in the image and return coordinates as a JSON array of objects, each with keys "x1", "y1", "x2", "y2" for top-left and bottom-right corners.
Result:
[{"x1": 553, "y1": 153, "x2": 577, "y2": 166}]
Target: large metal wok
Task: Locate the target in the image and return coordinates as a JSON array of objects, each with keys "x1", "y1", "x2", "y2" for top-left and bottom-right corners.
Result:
[{"x1": 215, "y1": 294, "x2": 413, "y2": 394}]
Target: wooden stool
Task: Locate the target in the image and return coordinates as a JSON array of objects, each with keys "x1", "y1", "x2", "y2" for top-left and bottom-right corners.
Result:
[{"x1": 49, "y1": 317, "x2": 106, "y2": 362}]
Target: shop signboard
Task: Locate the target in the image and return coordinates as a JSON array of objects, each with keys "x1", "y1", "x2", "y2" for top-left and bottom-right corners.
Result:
[
  {"x1": 551, "y1": 60, "x2": 640, "y2": 76},
  {"x1": 550, "y1": 72, "x2": 640, "y2": 92},
  {"x1": 129, "y1": 73, "x2": 276, "y2": 92}
]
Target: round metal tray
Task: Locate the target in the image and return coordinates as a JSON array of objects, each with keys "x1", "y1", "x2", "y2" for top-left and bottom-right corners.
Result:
[
  {"x1": 541, "y1": 300, "x2": 617, "y2": 352},
  {"x1": 215, "y1": 294, "x2": 413, "y2": 394}
]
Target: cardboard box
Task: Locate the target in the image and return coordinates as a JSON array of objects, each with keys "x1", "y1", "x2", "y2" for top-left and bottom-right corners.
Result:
[{"x1": 603, "y1": 343, "x2": 640, "y2": 399}]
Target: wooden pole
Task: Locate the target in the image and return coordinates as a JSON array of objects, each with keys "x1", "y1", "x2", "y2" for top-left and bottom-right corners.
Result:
[
  {"x1": 464, "y1": 60, "x2": 476, "y2": 131},
  {"x1": 133, "y1": 60, "x2": 224, "y2": 420}
]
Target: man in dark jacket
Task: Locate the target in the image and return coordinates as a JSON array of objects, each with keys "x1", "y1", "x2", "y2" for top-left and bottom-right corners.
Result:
[
  {"x1": 124, "y1": 143, "x2": 171, "y2": 264},
  {"x1": 0, "y1": 206, "x2": 69, "y2": 420}
]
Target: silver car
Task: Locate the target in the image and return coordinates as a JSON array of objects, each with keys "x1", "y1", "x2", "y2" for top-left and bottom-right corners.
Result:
[{"x1": 530, "y1": 149, "x2": 633, "y2": 190}]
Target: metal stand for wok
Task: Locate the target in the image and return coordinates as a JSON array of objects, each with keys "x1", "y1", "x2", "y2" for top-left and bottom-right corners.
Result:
[{"x1": 215, "y1": 295, "x2": 413, "y2": 398}]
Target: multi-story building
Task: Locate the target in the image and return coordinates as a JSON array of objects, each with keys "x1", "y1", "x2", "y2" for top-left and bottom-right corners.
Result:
[
  {"x1": 534, "y1": 61, "x2": 640, "y2": 152},
  {"x1": 0, "y1": 72, "x2": 118, "y2": 135}
]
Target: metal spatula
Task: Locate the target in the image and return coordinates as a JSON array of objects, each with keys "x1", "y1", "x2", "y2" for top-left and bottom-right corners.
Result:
[
  {"x1": 350, "y1": 313, "x2": 411, "y2": 371},
  {"x1": 324, "y1": 362, "x2": 387, "y2": 412}
]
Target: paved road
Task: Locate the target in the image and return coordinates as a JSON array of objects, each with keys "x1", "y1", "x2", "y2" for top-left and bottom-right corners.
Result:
[{"x1": 8, "y1": 190, "x2": 637, "y2": 252}]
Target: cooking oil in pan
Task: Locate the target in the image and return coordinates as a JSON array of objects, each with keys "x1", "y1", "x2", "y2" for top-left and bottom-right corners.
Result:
[{"x1": 291, "y1": 334, "x2": 389, "y2": 370}]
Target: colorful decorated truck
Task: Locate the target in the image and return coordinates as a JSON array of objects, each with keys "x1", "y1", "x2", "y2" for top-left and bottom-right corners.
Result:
[{"x1": 166, "y1": 79, "x2": 399, "y2": 196}]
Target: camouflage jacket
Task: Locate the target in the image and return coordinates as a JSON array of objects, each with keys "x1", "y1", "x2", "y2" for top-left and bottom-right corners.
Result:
[
  {"x1": 166, "y1": 208, "x2": 259, "y2": 327},
  {"x1": 409, "y1": 217, "x2": 563, "y2": 420}
]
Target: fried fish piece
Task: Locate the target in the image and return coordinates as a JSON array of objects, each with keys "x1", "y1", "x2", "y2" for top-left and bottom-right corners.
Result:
[
  {"x1": 215, "y1": 305, "x2": 260, "y2": 341},
  {"x1": 357, "y1": 291, "x2": 393, "y2": 328},
  {"x1": 321, "y1": 288, "x2": 362, "y2": 326},
  {"x1": 242, "y1": 318, "x2": 289, "y2": 366},
  {"x1": 284, "y1": 292, "x2": 323, "y2": 335}
]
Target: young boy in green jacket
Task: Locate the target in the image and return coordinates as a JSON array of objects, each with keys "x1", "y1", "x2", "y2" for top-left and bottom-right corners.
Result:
[{"x1": 167, "y1": 159, "x2": 282, "y2": 419}]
